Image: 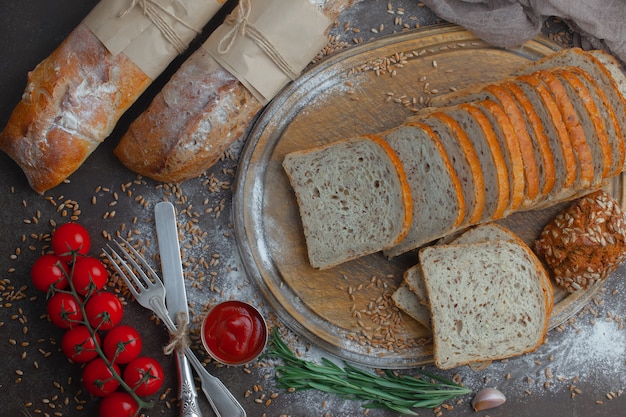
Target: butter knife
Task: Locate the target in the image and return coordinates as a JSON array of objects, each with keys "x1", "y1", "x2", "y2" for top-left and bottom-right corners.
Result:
[
  {"x1": 155, "y1": 201, "x2": 246, "y2": 417},
  {"x1": 155, "y1": 201, "x2": 202, "y2": 417}
]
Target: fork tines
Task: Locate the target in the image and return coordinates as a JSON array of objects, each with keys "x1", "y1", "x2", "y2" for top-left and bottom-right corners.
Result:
[{"x1": 102, "y1": 238, "x2": 161, "y2": 295}]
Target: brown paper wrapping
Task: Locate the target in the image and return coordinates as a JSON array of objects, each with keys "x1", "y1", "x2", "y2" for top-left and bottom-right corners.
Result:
[
  {"x1": 203, "y1": 0, "x2": 332, "y2": 104},
  {"x1": 84, "y1": 0, "x2": 226, "y2": 79}
]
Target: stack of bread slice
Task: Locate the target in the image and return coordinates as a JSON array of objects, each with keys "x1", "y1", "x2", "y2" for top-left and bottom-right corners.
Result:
[
  {"x1": 283, "y1": 47, "x2": 626, "y2": 269},
  {"x1": 392, "y1": 223, "x2": 553, "y2": 369}
]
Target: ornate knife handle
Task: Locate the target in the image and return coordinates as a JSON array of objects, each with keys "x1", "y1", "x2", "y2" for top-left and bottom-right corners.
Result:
[{"x1": 176, "y1": 348, "x2": 203, "y2": 417}]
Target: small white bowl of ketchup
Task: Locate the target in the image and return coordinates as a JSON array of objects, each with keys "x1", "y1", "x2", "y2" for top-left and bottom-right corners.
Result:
[{"x1": 201, "y1": 300, "x2": 268, "y2": 365}]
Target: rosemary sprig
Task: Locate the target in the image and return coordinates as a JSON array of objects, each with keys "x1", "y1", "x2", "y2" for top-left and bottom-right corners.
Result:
[{"x1": 265, "y1": 328, "x2": 471, "y2": 416}]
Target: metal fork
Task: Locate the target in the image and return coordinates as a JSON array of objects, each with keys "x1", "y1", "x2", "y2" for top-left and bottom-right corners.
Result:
[{"x1": 103, "y1": 239, "x2": 246, "y2": 417}]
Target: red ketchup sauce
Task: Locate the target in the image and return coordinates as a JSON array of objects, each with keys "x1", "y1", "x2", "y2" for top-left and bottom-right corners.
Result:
[{"x1": 202, "y1": 301, "x2": 267, "y2": 365}]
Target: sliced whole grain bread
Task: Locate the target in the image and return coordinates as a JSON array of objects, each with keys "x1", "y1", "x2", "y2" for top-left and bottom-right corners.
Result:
[
  {"x1": 282, "y1": 134, "x2": 412, "y2": 269},
  {"x1": 391, "y1": 282, "x2": 432, "y2": 329},
  {"x1": 563, "y1": 67, "x2": 625, "y2": 177},
  {"x1": 515, "y1": 72, "x2": 595, "y2": 193},
  {"x1": 419, "y1": 238, "x2": 552, "y2": 369},
  {"x1": 382, "y1": 123, "x2": 466, "y2": 257},
  {"x1": 410, "y1": 111, "x2": 486, "y2": 226},
  {"x1": 516, "y1": 47, "x2": 626, "y2": 172},
  {"x1": 500, "y1": 80, "x2": 575, "y2": 203},
  {"x1": 448, "y1": 104, "x2": 510, "y2": 221},
  {"x1": 552, "y1": 68, "x2": 612, "y2": 179},
  {"x1": 423, "y1": 80, "x2": 550, "y2": 206},
  {"x1": 471, "y1": 99, "x2": 526, "y2": 213}
]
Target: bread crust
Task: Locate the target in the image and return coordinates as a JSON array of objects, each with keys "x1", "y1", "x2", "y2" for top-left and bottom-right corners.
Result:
[
  {"x1": 515, "y1": 74, "x2": 580, "y2": 191},
  {"x1": 482, "y1": 84, "x2": 544, "y2": 202},
  {"x1": 475, "y1": 100, "x2": 526, "y2": 212},
  {"x1": 363, "y1": 134, "x2": 414, "y2": 246},
  {"x1": 534, "y1": 70, "x2": 596, "y2": 188},
  {"x1": 0, "y1": 23, "x2": 152, "y2": 194},
  {"x1": 565, "y1": 67, "x2": 625, "y2": 177},
  {"x1": 428, "y1": 112, "x2": 486, "y2": 225},
  {"x1": 459, "y1": 103, "x2": 510, "y2": 220}
]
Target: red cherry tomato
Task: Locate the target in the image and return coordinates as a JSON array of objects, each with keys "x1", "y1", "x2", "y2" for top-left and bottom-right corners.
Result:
[
  {"x1": 71, "y1": 256, "x2": 108, "y2": 295},
  {"x1": 102, "y1": 325, "x2": 143, "y2": 364},
  {"x1": 82, "y1": 357, "x2": 120, "y2": 397},
  {"x1": 31, "y1": 254, "x2": 70, "y2": 292},
  {"x1": 52, "y1": 222, "x2": 91, "y2": 263},
  {"x1": 47, "y1": 292, "x2": 83, "y2": 329},
  {"x1": 98, "y1": 391, "x2": 139, "y2": 417},
  {"x1": 123, "y1": 356, "x2": 165, "y2": 396},
  {"x1": 84, "y1": 291, "x2": 123, "y2": 331},
  {"x1": 61, "y1": 325, "x2": 100, "y2": 363}
]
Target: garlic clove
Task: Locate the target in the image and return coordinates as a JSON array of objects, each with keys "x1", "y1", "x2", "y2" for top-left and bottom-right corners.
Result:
[{"x1": 471, "y1": 387, "x2": 506, "y2": 411}]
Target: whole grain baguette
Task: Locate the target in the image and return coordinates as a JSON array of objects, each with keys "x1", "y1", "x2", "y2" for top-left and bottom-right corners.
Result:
[
  {"x1": 282, "y1": 134, "x2": 412, "y2": 269},
  {"x1": 0, "y1": 23, "x2": 152, "y2": 194},
  {"x1": 115, "y1": 0, "x2": 361, "y2": 183}
]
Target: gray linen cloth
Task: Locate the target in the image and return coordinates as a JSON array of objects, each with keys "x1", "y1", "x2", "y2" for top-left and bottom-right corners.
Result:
[{"x1": 420, "y1": 0, "x2": 626, "y2": 64}]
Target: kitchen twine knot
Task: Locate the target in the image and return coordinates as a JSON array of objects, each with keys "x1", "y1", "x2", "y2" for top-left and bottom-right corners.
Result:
[
  {"x1": 163, "y1": 311, "x2": 191, "y2": 354},
  {"x1": 218, "y1": 0, "x2": 299, "y2": 80},
  {"x1": 120, "y1": 0, "x2": 200, "y2": 54}
]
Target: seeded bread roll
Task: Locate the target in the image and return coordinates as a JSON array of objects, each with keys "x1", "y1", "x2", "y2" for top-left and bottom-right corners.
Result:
[
  {"x1": 0, "y1": 23, "x2": 152, "y2": 194},
  {"x1": 420, "y1": 238, "x2": 552, "y2": 370},
  {"x1": 382, "y1": 122, "x2": 466, "y2": 258},
  {"x1": 114, "y1": 0, "x2": 361, "y2": 183},
  {"x1": 534, "y1": 190, "x2": 626, "y2": 292},
  {"x1": 282, "y1": 134, "x2": 412, "y2": 270}
]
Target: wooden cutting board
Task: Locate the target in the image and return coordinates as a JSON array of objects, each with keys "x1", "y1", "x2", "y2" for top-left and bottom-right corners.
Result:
[{"x1": 234, "y1": 24, "x2": 621, "y2": 368}]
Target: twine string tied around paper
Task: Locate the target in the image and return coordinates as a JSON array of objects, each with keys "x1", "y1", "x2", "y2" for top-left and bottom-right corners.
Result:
[
  {"x1": 121, "y1": 0, "x2": 200, "y2": 54},
  {"x1": 218, "y1": 0, "x2": 299, "y2": 80}
]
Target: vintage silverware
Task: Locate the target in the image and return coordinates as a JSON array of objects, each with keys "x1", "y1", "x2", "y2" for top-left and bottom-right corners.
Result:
[
  {"x1": 103, "y1": 237, "x2": 246, "y2": 417},
  {"x1": 155, "y1": 201, "x2": 202, "y2": 417}
]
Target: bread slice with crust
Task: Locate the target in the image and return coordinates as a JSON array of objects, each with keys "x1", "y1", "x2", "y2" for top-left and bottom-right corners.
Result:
[
  {"x1": 411, "y1": 111, "x2": 486, "y2": 226},
  {"x1": 515, "y1": 47, "x2": 626, "y2": 172},
  {"x1": 420, "y1": 238, "x2": 552, "y2": 370},
  {"x1": 382, "y1": 123, "x2": 466, "y2": 257},
  {"x1": 282, "y1": 134, "x2": 412, "y2": 269}
]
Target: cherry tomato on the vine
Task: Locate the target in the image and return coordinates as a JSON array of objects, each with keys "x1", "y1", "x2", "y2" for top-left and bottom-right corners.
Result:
[
  {"x1": 71, "y1": 256, "x2": 108, "y2": 295},
  {"x1": 61, "y1": 325, "x2": 100, "y2": 363},
  {"x1": 85, "y1": 291, "x2": 123, "y2": 331},
  {"x1": 102, "y1": 325, "x2": 142, "y2": 364},
  {"x1": 47, "y1": 292, "x2": 83, "y2": 329},
  {"x1": 82, "y1": 357, "x2": 120, "y2": 397},
  {"x1": 98, "y1": 391, "x2": 139, "y2": 417},
  {"x1": 31, "y1": 254, "x2": 70, "y2": 292},
  {"x1": 52, "y1": 222, "x2": 91, "y2": 263},
  {"x1": 123, "y1": 356, "x2": 165, "y2": 396}
]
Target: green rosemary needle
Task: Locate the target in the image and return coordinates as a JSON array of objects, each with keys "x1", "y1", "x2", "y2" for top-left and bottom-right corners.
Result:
[{"x1": 265, "y1": 328, "x2": 472, "y2": 415}]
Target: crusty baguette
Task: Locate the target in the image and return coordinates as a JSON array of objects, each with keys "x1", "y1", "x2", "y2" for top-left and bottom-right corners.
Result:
[
  {"x1": 420, "y1": 238, "x2": 552, "y2": 370},
  {"x1": 0, "y1": 23, "x2": 152, "y2": 194},
  {"x1": 282, "y1": 134, "x2": 412, "y2": 269},
  {"x1": 114, "y1": 0, "x2": 361, "y2": 183}
]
